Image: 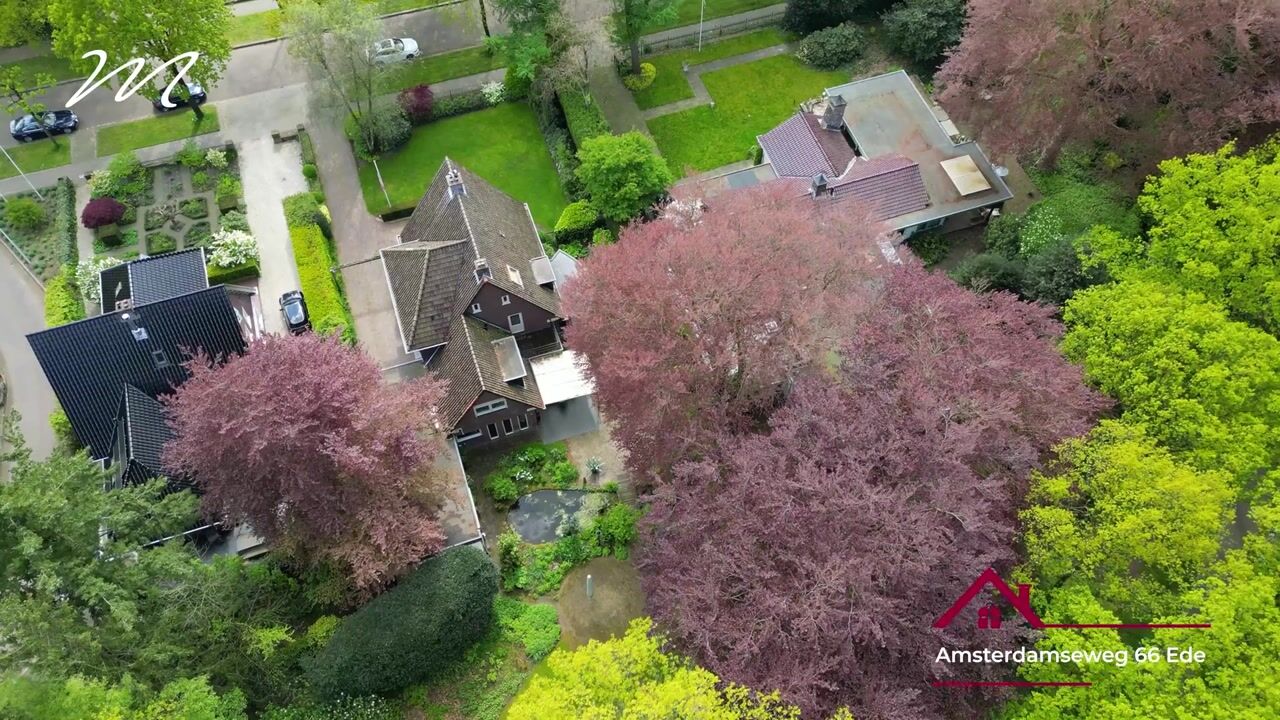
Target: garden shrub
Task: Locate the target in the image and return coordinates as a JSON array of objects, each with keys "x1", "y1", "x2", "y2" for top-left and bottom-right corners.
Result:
[
  {"x1": 494, "y1": 595, "x2": 560, "y2": 662},
  {"x1": 209, "y1": 229, "x2": 259, "y2": 267},
  {"x1": 74, "y1": 256, "x2": 122, "y2": 305},
  {"x1": 485, "y1": 473, "x2": 520, "y2": 506},
  {"x1": 120, "y1": 204, "x2": 137, "y2": 225},
  {"x1": 949, "y1": 251, "x2": 1026, "y2": 293},
  {"x1": 552, "y1": 200, "x2": 599, "y2": 243},
  {"x1": 432, "y1": 89, "x2": 488, "y2": 120},
  {"x1": 497, "y1": 529, "x2": 523, "y2": 591},
  {"x1": 305, "y1": 546, "x2": 498, "y2": 699},
  {"x1": 3, "y1": 197, "x2": 46, "y2": 231},
  {"x1": 206, "y1": 260, "x2": 260, "y2": 285},
  {"x1": 55, "y1": 179, "x2": 77, "y2": 266},
  {"x1": 558, "y1": 90, "x2": 610, "y2": 148},
  {"x1": 905, "y1": 231, "x2": 950, "y2": 267},
  {"x1": 205, "y1": 148, "x2": 229, "y2": 169},
  {"x1": 350, "y1": 105, "x2": 411, "y2": 161},
  {"x1": 49, "y1": 407, "x2": 81, "y2": 452},
  {"x1": 881, "y1": 0, "x2": 966, "y2": 65},
  {"x1": 301, "y1": 163, "x2": 318, "y2": 181},
  {"x1": 192, "y1": 170, "x2": 212, "y2": 191},
  {"x1": 81, "y1": 197, "x2": 125, "y2": 229},
  {"x1": 147, "y1": 232, "x2": 178, "y2": 254},
  {"x1": 481, "y1": 81, "x2": 506, "y2": 105},
  {"x1": 184, "y1": 221, "x2": 212, "y2": 248},
  {"x1": 219, "y1": 209, "x2": 250, "y2": 233},
  {"x1": 180, "y1": 197, "x2": 209, "y2": 219},
  {"x1": 503, "y1": 66, "x2": 531, "y2": 100},
  {"x1": 622, "y1": 62, "x2": 657, "y2": 91},
  {"x1": 119, "y1": 228, "x2": 138, "y2": 248},
  {"x1": 398, "y1": 83, "x2": 435, "y2": 124},
  {"x1": 796, "y1": 23, "x2": 866, "y2": 70},
  {"x1": 216, "y1": 175, "x2": 243, "y2": 208},
  {"x1": 1022, "y1": 233, "x2": 1106, "y2": 306},
  {"x1": 545, "y1": 460, "x2": 579, "y2": 488},
  {"x1": 783, "y1": 0, "x2": 857, "y2": 33},
  {"x1": 587, "y1": 502, "x2": 641, "y2": 559},
  {"x1": 283, "y1": 192, "x2": 324, "y2": 228},
  {"x1": 290, "y1": 222, "x2": 352, "y2": 342},
  {"x1": 144, "y1": 204, "x2": 172, "y2": 232},
  {"x1": 43, "y1": 265, "x2": 85, "y2": 327},
  {"x1": 94, "y1": 150, "x2": 151, "y2": 203},
  {"x1": 575, "y1": 132, "x2": 672, "y2": 223},
  {"x1": 557, "y1": 240, "x2": 587, "y2": 258},
  {"x1": 592, "y1": 227, "x2": 613, "y2": 245},
  {"x1": 176, "y1": 139, "x2": 206, "y2": 168},
  {"x1": 982, "y1": 212, "x2": 1023, "y2": 259}
]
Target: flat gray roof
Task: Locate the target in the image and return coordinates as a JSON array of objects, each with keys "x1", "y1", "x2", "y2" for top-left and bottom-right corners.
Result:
[{"x1": 825, "y1": 70, "x2": 1012, "y2": 228}]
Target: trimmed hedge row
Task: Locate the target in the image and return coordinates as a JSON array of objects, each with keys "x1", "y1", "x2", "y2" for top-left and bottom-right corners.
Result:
[
  {"x1": 44, "y1": 264, "x2": 85, "y2": 327},
  {"x1": 55, "y1": 178, "x2": 78, "y2": 266},
  {"x1": 283, "y1": 192, "x2": 354, "y2": 344},
  {"x1": 558, "y1": 91, "x2": 610, "y2": 148},
  {"x1": 305, "y1": 546, "x2": 498, "y2": 700},
  {"x1": 206, "y1": 260, "x2": 260, "y2": 285}
]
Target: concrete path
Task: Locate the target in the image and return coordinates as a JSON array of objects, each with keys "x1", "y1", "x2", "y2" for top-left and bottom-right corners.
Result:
[
  {"x1": 0, "y1": 42, "x2": 47, "y2": 64},
  {"x1": 582, "y1": 19, "x2": 649, "y2": 135},
  {"x1": 231, "y1": 0, "x2": 278, "y2": 16},
  {"x1": 236, "y1": 136, "x2": 306, "y2": 336},
  {"x1": 0, "y1": 243, "x2": 57, "y2": 480},
  {"x1": 642, "y1": 43, "x2": 789, "y2": 120}
]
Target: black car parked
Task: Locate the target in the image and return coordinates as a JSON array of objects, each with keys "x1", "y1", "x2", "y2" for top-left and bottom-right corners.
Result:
[
  {"x1": 9, "y1": 110, "x2": 79, "y2": 142},
  {"x1": 153, "y1": 81, "x2": 207, "y2": 112},
  {"x1": 280, "y1": 291, "x2": 311, "y2": 335}
]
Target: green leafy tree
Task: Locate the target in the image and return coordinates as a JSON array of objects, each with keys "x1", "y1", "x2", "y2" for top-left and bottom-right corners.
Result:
[
  {"x1": 0, "y1": 674, "x2": 247, "y2": 720},
  {"x1": 881, "y1": 0, "x2": 966, "y2": 65},
  {"x1": 46, "y1": 0, "x2": 230, "y2": 120},
  {"x1": 0, "y1": 1, "x2": 50, "y2": 47},
  {"x1": 575, "y1": 131, "x2": 672, "y2": 222},
  {"x1": 1086, "y1": 140, "x2": 1280, "y2": 334},
  {"x1": 782, "y1": 0, "x2": 859, "y2": 34},
  {"x1": 507, "y1": 618, "x2": 809, "y2": 720},
  {"x1": 610, "y1": 0, "x2": 678, "y2": 73},
  {"x1": 1062, "y1": 280, "x2": 1280, "y2": 490},
  {"x1": 0, "y1": 68, "x2": 59, "y2": 146},
  {"x1": 282, "y1": 0, "x2": 384, "y2": 154},
  {"x1": 1022, "y1": 420, "x2": 1233, "y2": 621}
]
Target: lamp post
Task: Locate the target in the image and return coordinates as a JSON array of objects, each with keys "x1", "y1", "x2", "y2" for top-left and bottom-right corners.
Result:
[{"x1": 0, "y1": 143, "x2": 44, "y2": 200}]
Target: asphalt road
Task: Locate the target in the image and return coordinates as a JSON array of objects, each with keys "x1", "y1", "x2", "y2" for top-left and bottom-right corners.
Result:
[{"x1": 0, "y1": 1, "x2": 488, "y2": 149}]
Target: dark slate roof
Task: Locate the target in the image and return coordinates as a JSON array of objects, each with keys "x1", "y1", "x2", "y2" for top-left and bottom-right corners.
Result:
[
  {"x1": 27, "y1": 286, "x2": 245, "y2": 461},
  {"x1": 109, "y1": 385, "x2": 183, "y2": 490},
  {"x1": 429, "y1": 316, "x2": 544, "y2": 428},
  {"x1": 98, "y1": 249, "x2": 209, "y2": 309},
  {"x1": 384, "y1": 158, "x2": 561, "y2": 353},
  {"x1": 757, "y1": 112, "x2": 855, "y2": 178},
  {"x1": 818, "y1": 155, "x2": 931, "y2": 221}
]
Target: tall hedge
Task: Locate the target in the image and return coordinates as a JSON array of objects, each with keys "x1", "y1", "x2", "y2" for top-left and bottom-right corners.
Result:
[
  {"x1": 306, "y1": 546, "x2": 499, "y2": 700},
  {"x1": 283, "y1": 192, "x2": 352, "y2": 344},
  {"x1": 558, "y1": 91, "x2": 610, "y2": 148},
  {"x1": 44, "y1": 264, "x2": 86, "y2": 327}
]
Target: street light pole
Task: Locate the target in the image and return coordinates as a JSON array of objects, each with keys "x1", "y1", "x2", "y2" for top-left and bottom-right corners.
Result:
[
  {"x1": 0, "y1": 144, "x2": 44, "y2": 200},
  {"x1": 698, "y1": 0, "x2": 706, "y2": 51}
]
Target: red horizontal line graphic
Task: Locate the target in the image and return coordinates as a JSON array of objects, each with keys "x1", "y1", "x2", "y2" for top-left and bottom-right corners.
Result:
[
  {"x1": 1041, "y1": 623, "x2": 1212, "y2": 629},
  {"x1": 933, "y1": 681, "x2": 1092, "y2": 688}
]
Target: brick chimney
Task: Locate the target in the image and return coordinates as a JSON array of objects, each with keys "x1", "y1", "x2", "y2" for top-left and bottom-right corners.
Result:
[
  {"x1": 810, "y1": 173, "x2": 829, "y2": 197},
  {"x1": 820, "y1": 93, "x2": 846, "y2": 130},
  {"x1": 446, "y1": 167, "x2": 466, "y2": 199}
]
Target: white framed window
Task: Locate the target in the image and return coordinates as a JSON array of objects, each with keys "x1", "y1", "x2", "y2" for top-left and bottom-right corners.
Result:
[
  {"x1": 503, "y1": 418, "x2": 514, "y2": 434},
  {"x1": 487, "y1": 423, "x2": 500, "y2": 439},
  {"x1": 508, "y1": 312, "x2": 524, "y2": 333},
  {"x1": 456, "y1": 429, "x2": 483, "y2": 442},
  {"x1": 471, "y1": 302, "x2": 482, "y2": 313},
  {"x1": 474, "y1": 398, "x2": 508, "y2": 416},
  {"x1": 500, "y1": 294, "x2": 511, "y2": 306},
  {"x1": 517, "y1": 414, "x2": 529, "y2": 430}
]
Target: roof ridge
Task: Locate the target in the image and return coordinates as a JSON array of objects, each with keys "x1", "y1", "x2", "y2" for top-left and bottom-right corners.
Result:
[
  {"x1": 833, "y1": 155, "x2": 919, "y2": 185},
  {"x1": 406, "y1": 245, "x2": 434, "y2": 347}
]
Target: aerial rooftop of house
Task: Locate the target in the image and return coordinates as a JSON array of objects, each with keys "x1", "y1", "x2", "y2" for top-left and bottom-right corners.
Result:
[
  {"x1": 696, "y1": 70, "x2": 1013, "y2": 235},
  {"x1": 99, "y1": 248, "x2": 210, "y2": 312}
]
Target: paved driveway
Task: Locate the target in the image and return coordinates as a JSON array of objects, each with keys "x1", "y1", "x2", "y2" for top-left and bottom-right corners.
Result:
[
  {"x1": 0, "y1": 247, "x2": 57, "y2": 476},
  {"x1": 235, "y1": 135, "x2": 307, "y2": 335}
]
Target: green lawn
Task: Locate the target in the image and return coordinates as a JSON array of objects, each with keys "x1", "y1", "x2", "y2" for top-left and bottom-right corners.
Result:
[
  {"x1": 0, "y1": 137, "x2": 72, "y2": 179},
  {"x1": 227, "y1": 0, "x2": 451, "y2": 46},
  {"x1": 357, "y1": 103, "x2": 567, "y2": 229},
  {"x1": 632, "y1": 28, "x2": 792, "y2": 109},
  {"x1": 652, "y1": 0, "x2": 781, "y2": 32},
  {"x1": 376, "y1": 45, "x2": 506, "y2": 94},
  {"x1": 647, "y1": 54, "x2": 847, "y2": 175},
  {"x1": 96, "y1": 107, "x2": 220, "y2": 157},
  {"x1": 0, "y1": 52, "x2": 82, "y2": 83}
]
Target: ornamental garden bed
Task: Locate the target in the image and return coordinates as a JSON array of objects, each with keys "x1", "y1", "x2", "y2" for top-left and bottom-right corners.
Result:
[
  {"x1": 88, "y1": 144, "x2": 247, "y2": 266},
  {"x1": 647, "y1": 54, "x2": 848, "y2": 174},
  {"x1": 355, "y1": 102, "x2": 567, "y2": 229},
  {"x1": 0, "y1": 179, "x2": 76, "y2": 281}
]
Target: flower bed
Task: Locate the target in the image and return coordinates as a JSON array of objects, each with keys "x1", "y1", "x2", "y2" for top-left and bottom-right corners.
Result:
[{"x1": 0, "y1": 179, "x2": 77, "y2": 281}]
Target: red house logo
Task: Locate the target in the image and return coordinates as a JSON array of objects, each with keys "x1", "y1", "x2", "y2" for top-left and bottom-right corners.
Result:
[{"x1": 934, "y1": 568, "x2": 1212, "y2": 631}]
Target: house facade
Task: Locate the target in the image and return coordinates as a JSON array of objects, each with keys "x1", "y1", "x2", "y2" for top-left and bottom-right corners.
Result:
[
  {"x1": 701, "y1": 70, "x2": 1012, "y2": 239},
  {"x1": 380, "y1": 158, "x2": 592, "y2": 447}
]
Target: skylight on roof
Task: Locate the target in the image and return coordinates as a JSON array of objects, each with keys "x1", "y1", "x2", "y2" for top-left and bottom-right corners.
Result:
[
  {"x1": 506, "y1": 264, "x2": 524, "y2": 287},
  {"x1": 531, "y1": 256, "x2": 555, "y2": 285},
  {"x1": 940, "y1": 155, "x2": 992, "y2": 196},
  {"x1": 492, "y1": 336, "x2": 527, "y2": 382}
]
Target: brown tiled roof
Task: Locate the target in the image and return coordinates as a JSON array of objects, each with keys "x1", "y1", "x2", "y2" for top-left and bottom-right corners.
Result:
[
  {"x1": 383, "y1": 158, "x2": 562, "y2": 353},
  {"x1": 429, "y1": 316, "x2": 544, "y2": 427},
  {"x1": 820, "y1": 154, "x2": 930, "y2": 221},
  {"x1": 757, "y1": 112, "x2": 855, "y2": 179}
]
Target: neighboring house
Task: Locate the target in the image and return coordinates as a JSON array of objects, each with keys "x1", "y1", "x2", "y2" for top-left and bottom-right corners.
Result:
[
  {"x1": 708, "y1": 70, "x2": 1012, "y2": 238},
  {"x1": 380, "y1": 158, "x2": 592, "y2": 446}
]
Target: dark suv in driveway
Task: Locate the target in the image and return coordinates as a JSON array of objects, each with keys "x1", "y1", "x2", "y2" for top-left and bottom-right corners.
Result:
[
  {"x1": 153, "y1": 81, "x2": 208, "y2": 112},
  {"x1": 280, "y1": 291, "x2": 311, "y2": 335},
  {"x1": 9, "y1": 110, "x2": 79, "y2": 142}
]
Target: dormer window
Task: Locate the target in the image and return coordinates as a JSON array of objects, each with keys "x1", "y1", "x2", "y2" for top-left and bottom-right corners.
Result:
[{"x1": 471, "y1": 302, "x2": 482, "y2": 313}]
